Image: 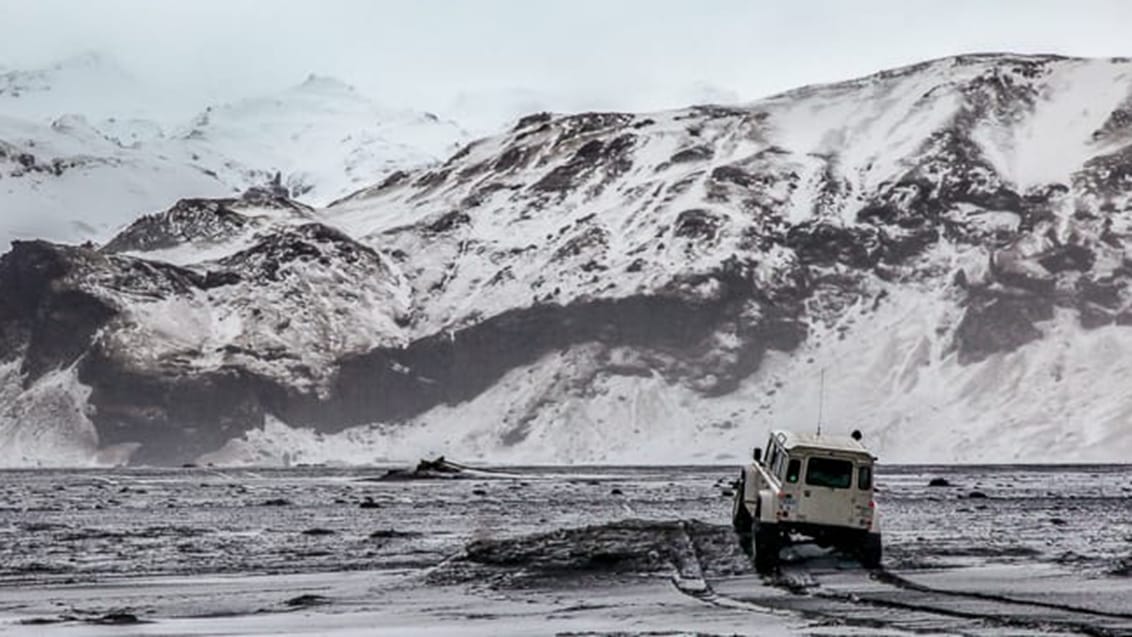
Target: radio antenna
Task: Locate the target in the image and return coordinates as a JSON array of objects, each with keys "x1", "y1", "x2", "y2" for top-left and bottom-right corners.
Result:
[{"x1": 816, "y1": 368, "x2": 825, "y2": 437}]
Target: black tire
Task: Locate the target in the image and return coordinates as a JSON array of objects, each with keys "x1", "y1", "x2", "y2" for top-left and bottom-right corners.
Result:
[
  {"x1": 859, "y1": 532, "x2": 883, "y2": 569},
  {"x1": 731, "y1": 477, "x2": 753, "y2": 553},
  {"x1": 753, "y1": 521, "x2": 780, "y2": 575},
  {"x1": 731, "y1": 477, "x2": 752, "y2": 533}
]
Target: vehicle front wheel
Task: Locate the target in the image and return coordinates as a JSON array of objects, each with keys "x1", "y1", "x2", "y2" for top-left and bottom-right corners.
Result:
[
  {"x1": 859, "y1": 532, "x2": 882, "y2": 569},
  {"x1": 752, "y1": 522, "x2": 780, "y2": 575}
]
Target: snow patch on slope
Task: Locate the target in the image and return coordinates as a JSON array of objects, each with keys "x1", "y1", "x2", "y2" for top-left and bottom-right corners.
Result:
[
  {"x1": 178, "y1": 75, "x2": 469, "y2": 206},
  {"x1": 0, "y1": 362, "x2": 134, "y2": 467},
  {"x1": 974, "y1": 59, "x2": 1132, "y2": 189}
]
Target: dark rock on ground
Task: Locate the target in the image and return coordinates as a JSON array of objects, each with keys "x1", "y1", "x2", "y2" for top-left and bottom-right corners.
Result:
[
  {"x1": 368, "y1": 529, "x2": 421, "y2": 540},
  {"x1": 284, "y1": 594, "x2": 331, "y2": 608},
  {"x1": 428, "y1": 519, "x2": 749, "y2": 588},
  {"x1": 18, "y1": 617, "x2": 65, "y2": 626},
  {"x1": 372, "y1": 456, "x2": 474, "y2": 481},
  {"x1": 87, "y1": 612, "x2": 144, "y2": 625}
]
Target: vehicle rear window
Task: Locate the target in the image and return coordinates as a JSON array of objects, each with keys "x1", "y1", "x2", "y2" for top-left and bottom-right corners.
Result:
[
  {"x1": 786, "y1": 459, "x2": 801, "y2": 483},
  {"x1": 805, "y1": 457, "x2": 853, "y2": 489},
  {"x1": 857, "y1": 465, "x2": 872, "y2": 490}
]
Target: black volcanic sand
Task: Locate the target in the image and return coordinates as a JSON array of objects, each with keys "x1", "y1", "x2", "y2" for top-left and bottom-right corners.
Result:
[{"x1": 1, "y1": 465, "x2": 1129, "y2": 584}]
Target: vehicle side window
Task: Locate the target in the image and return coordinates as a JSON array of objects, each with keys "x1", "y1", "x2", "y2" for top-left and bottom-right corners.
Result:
[
  {"x1": 857, "y1": 465, "x2": 872, "y2": 490},
  {"x1": 786, "y1": 459, "x2": 801, "y2": 483},
  {"x1": 767, "y1": 445, "x2": 779, "y2": 471}
]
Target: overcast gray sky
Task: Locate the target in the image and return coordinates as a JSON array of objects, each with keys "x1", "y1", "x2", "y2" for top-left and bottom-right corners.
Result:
[{"x1": 4, "y1": 0, "x2": 1132, "y2": 120}]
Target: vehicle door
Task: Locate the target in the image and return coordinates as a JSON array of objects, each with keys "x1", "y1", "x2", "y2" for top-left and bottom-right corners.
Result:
[{"x1": 796, "y1": 454, "x2": 858, "y2": 526}]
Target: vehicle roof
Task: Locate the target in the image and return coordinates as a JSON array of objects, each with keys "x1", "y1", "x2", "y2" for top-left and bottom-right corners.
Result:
[{"x1": 772, "y1": 430, "x2": 873, "y2": 456}]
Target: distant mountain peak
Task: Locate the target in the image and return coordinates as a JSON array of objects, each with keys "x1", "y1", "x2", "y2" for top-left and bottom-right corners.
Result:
[
  {"x1": 295, "y1": 73, "x2": 357, "y2": 94},
  {"x1": 51, "y1": 50, "x2": 121, "y2": 71}
]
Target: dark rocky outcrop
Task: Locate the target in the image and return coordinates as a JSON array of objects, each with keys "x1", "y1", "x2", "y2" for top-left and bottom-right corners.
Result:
[
  {"x1": 0, "y1": 242, "x2": 200, "y2": 382},
  {"x1": 101, "y1": 189, "x2": 311, "y2": 254},
  {"x1": 429, "y1": 519, "x2": 750, "y2": 587},
  {"x1": 532, "y1": 133, "x2": 636, "y2": 193},
  {"x1": 954, "y1": 290, "x2": 1054, "y2": 364}
]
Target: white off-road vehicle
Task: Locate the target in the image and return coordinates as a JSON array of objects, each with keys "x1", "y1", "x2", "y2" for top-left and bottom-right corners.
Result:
[{"x1": 731, "y1": 429, "x2": 882, "y2": 573}]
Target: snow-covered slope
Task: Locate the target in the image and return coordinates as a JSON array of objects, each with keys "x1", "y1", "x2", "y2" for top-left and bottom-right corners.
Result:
[
  {"x1": 4, "y1": 53, "x2": 1132, "y2": 466},
  {"x1": 178, "y1": 74, "x2": 468, "y2": 205},
  {"x1": 0, "y1": 55, "x2": 471, "y2": 251},
  {"x1": 0, "y1": 112, "x2": 231, "y2": 248}
]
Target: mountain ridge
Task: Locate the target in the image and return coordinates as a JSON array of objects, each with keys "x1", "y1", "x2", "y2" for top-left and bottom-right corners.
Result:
[
  {"x1": 0, "y1": 54, "x2": 472, "y2": 251},
  {"x1": 3, "y1": 52, "x2": 1132, "y2": 466}
]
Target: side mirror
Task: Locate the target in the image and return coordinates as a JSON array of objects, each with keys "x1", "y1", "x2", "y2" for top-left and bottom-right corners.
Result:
[{"x1": 753, "y1": 447, "x2": 762, "y2": 463}]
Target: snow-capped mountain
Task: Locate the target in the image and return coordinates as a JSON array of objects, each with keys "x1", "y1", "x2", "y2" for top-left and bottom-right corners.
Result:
[
  {"x1": 0, "y1": 52, "x2": 168, "y2": 122},
  {"x1": 178, "y1": 74, "x2": 467, "y2": 205},
  {"x1": 0, "y1": 111, "x2": 232, "y2": 249},
  {"x1": 0, "y1": 54, "x2": 471, "y2": 251},
  {"x1": 4, "y1": 53, "x2": 1132, "y2": 467}
]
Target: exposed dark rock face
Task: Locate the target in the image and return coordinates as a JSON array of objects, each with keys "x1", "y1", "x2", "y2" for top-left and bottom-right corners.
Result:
[
  {"x1": 320, "y1": 288, "x2": 804, "y2": 430},
  {"x1": 82, "y1": 355, "x2": 267, "y2": 465},
  {"x1": 670, "y1": 145, "x2": 714, "y2": 164},
  {"x1": 954, "y1": 293, "x2": 1053, "y2": 364},
  {"x1": 532, "y1": 133, "x2": 636, "y2": 193},
  {"x1": 101, "y1": 190, "x2": 312, "y2": 254},
  {"x1": 101, "y1": 200, "x2": 249, "y2": 253},
  {"x1": 0, "y1": 242, "x2": 201, "y2": 381}
]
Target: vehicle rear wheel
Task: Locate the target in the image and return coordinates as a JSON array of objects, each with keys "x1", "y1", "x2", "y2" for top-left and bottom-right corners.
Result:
[
  {"x1": 731, "y1": 477, "x2": 753, "y2": 551},
  {"x1": 859, "y1": 532, "x2": 882, "y2": 569},
  {"x1": 752, "y1": 521, "x2": 780, "y2": 575}
]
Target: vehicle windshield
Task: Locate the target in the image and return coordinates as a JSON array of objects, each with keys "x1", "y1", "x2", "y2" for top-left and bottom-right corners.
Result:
[{"x1": 805, "y1": 457, "x2": 853, "y2": 489}]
